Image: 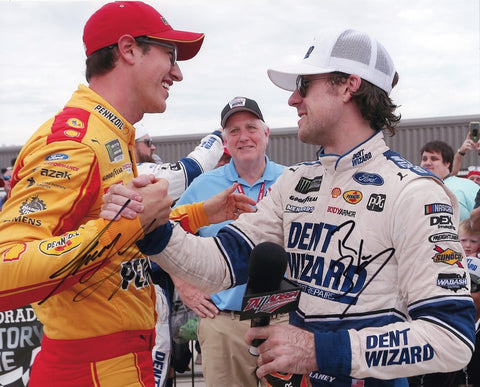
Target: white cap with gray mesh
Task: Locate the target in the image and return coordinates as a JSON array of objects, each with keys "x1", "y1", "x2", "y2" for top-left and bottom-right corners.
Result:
[
  {"x1": 267, "y1": 29, "x2": 396, "y2": 95},
  {"x1": 134, "y1": 122, "x2": 149, "y2": 140}
]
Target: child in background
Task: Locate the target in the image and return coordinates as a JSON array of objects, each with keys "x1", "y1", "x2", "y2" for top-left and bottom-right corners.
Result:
[{"x1": 459, "y1": 218, "x2": 480, "y2": 257}]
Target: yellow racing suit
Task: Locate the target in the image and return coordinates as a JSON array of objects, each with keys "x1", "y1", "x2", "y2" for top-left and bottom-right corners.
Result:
[{"x1": 0, "y1": 84, "x2": 194, "y2": 386}]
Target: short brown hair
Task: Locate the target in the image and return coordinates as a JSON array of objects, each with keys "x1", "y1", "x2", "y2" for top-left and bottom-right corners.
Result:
[
  {"x1": 85, "y1": 37, "x2": 151, "y2": 82},
  {"x1": 420, "y1": 141, "x2": 454, "y2": 172}
]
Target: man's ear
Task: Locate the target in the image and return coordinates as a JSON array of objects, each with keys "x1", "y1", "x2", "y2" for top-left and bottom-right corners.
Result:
[
  {"x1": 117, "y1": 34, "x2": 138, "y2": 64},
  {"x1": 342, "y1": 74, "x2": 362, "y2": 102}
]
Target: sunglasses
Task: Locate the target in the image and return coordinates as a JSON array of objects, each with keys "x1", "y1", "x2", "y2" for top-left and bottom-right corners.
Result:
[
  {"x1": 136, "y1": 37, "x2": 177, "y2": 66},
  {"x1": 3, "y1": 175, "x2": 11, "y2": 181},
  {"x1": 136, "y1": 139, "x2": 154, "y2": 147},
  {"x1": 296, "y1": 75, "x2": 330, "y2": 98}
]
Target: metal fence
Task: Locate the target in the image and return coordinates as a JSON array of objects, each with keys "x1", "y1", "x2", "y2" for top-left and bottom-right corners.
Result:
[
  {"x1": 150, "y1": 114, "x2": 480, "y2": 168},
  {"x1": 1, "y1": 114, "x2": 479, "y2": 171}
]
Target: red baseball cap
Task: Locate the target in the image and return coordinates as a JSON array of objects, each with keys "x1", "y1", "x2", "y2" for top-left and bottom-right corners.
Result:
[{"x1": 83, "y1": 1, "x2": 205, "y2": 59}]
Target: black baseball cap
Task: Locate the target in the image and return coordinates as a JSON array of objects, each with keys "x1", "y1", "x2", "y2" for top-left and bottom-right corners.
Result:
[{"x1": 220, "y1": 97, "x2": 264, "y2": 128}]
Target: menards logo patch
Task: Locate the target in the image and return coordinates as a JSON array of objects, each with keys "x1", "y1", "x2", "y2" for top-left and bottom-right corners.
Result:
[{"x1": 39, "y1": 231, "x2": 82, "y2": 256}]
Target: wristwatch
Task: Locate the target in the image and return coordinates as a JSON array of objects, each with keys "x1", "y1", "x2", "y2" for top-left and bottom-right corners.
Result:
[{"x1": 458, "y1": 148, "x2": 466, "y2": 156}]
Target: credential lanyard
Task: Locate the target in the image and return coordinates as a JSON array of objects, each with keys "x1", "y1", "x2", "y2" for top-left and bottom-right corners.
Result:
[{"x1": 236, "y1": 181, "x2": 265, "y2": 203}]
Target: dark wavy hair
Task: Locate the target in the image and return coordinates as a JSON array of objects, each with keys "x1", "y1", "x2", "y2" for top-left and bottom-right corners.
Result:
[
  {"x1": 85, "y1": 37, "x2": 151, "y2": 82},
  {"x1": 327, "y1": 71, "x2": 401, "y2": 136}
]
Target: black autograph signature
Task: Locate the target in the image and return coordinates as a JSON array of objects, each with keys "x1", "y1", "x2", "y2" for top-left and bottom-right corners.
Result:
[
  {"x1": 39, "y1": 200, "x2": 156, "y2": 305},
  {"x1": 331, "y1": 220, "x2": 395, "y2": 316}
]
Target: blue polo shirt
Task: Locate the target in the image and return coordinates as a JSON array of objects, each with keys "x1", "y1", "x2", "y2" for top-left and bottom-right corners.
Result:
[{"x1": 174, "y1": 156, "x2": 285, "y2": 310}]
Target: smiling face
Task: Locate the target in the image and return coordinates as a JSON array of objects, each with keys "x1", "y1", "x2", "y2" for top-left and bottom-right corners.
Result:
[
  {"x1": 134, "y1": 41, "x2": 183, "y2": 115},
  {"x1": 288, "y1": 74, "x2": 343, "y2": 147},
  {"x1": 223, "y1": 111, "x2": 269, "y2": 168}
]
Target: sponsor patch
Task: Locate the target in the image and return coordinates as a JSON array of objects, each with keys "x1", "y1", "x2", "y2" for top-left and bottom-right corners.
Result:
[
  {"x1": 424, "y1": 203, "x2": 453, "y2": 215},
  {"x1": 42, "y1": 162, "x2": 79, "y2": 171},
  {"x1": 3, "y1": 215, "x2": 42, "y2": 227},
  {"x1": 66, "y1": 117, "x2": 85, "y2": 129},
  {"x1": 285, "y1": 204, "x2": 314, "y2": 213},
  {"x1": 428, "y1": 232, "x2": 459, "y2": 243},
  {"x1": 289, "y1": 195, "x2": 317, "y2": 204},
  {"x1": 384, "y1": 150, "x2": 436, "y2": 178},
  {"x1": 102, "y1": 166, "x2": 126, "y2": 182},
  {"x1": 353, "y1": 172, "x2": 384, "y2": 186},
  {"x1": 431, "y1": 245, "x2": 463, "y2": 267},
  {"x1": 343, "y1": 190, "x2": 362, "y2": 204},
  {"x1": 3, "y1": 243, "x2": 27, "y2": 262},
  {"x1": 429, "y1": 215, "x2": 455, "y2": 230},
  {"x1": 45, "y1": 153, "x2": 69, "y2": 161},
  {"x1": 120, "y1": 258, "x2": 152, "y2": 290},
  {"x1": 352, "y1": 149, "x2": 372, "y2": 166},
  {"x1": 105, "y1": 139, "x2": 124, "y2": 163},
  {"x1": 331, "y1": 187, "x2": 341, "y2": 198},
  {"x1": 437, "y1": 273, "x2": 468, "y2": 292},
  {"x1": 169, "y1": 162, "x2": 182, "y2": 171},
  {"x1": 93, "y1": 104, "x2": 126, "y2": 134},
  {"x1": 366, "y1": 194, "x2": 386, "y2": 212},
  {"x1": 20, "y1": 196, "x2": 46, "y2": 215},
  {"x1": 63, "y1": 129, "x2": 81, "y2": 138},
  {"x1": 327, "y1": 206, "x2": 356, "y2": 217},
  {"x1": 40, "y1": 168, "x2": 71, "y2": 180},
  {"x1": 39, "y1": 231, "x2": 82, "y2": 256},
  {"x1": 295, "y1": 176, "x2": 322, "y2": 194}
]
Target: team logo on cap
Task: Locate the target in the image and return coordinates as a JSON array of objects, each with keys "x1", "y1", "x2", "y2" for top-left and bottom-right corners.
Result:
[
  {"x1": 304, "y1": 45, "x2": 314, "y2": 59},
  {"x1": 229, "y1": 97, "x2": 247, "y2": 109}
]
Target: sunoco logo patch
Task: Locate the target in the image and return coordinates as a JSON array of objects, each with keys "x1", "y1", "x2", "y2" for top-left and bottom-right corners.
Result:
[{"x1": 432, "y1": 245, "x2": 463, "y2": 267}]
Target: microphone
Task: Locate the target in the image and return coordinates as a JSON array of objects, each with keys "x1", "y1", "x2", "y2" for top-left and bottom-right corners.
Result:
[{"x1": 240, "y1": 242, "x2": 301, "y2": 356}]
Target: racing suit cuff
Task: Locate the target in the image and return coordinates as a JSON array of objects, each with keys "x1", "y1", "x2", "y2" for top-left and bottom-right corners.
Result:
[
  {"x1": 211, "y1": 130, "x2": 223, "y2": 141},
  {"x1": 314, "y1": 330, "x2": 351, "y2": 376},
  {"x1": 170, "y1": 202, "x2": 209, "y2": 234},
  {"x1": 136, "y1": 221, "x2": 173, "y2": 255}
]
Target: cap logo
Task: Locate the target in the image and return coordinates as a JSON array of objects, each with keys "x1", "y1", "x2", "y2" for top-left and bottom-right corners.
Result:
[
  {"x1": 229, "y1": 97, "x2": 247, "y2": 109},
  {"x1": 304, "y1": 46, "x2": 314, "y2": 59},
  {"x1": 160, "y1": 15, "x2": 170, "y2": 26}
]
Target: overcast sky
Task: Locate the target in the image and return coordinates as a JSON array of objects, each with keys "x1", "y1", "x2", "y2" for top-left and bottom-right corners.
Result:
[{"x1": 0, "y1": 0, "x2": 479, "y2": 146}]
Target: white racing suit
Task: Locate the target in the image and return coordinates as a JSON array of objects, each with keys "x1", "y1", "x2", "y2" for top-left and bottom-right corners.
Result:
[
  {"x1": 145, "y1": 131, "x2": 476, "y2": 386},
  {"x1": 137, "y1": 132, "x2": 223, "y2": 201}
]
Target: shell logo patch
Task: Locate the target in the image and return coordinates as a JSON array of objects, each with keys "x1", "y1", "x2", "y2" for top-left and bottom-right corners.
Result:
[
  {"x1": 343, "y1": 190, "x2": 363, "y2": 204},
  {"x1": 3, "y1": 243, "x2": 27, "y2": 262},
  {"x1": 66, "y1": 118, "x2": 85, "y2": 129},
  {"x1": 331, "y1": 187, "x2": 341, "y2": 198},
  {"x1": 63, "y1": 129, "x2": 81, "y2": 138},
  {"x1": 39, "y1": 231, "x2": 82, "y2": 256}
]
